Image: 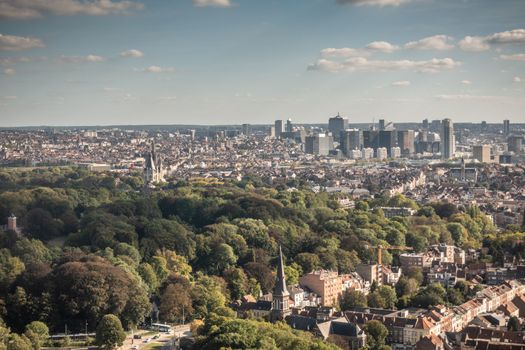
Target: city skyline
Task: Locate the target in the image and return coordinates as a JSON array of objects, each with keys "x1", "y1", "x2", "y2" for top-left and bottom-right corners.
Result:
[{"x1": 1, "y1": 0, "x2": 525, "y2": 126}]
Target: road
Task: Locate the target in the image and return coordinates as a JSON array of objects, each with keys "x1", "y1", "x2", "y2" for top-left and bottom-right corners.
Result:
[{"x1": 121, "y1": 325, "x2": 191, "y2": 350}]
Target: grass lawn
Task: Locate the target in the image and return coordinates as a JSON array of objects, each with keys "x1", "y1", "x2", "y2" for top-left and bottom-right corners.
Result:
[{"x1": 141, "y1": 342, "x2": 164, "y2": 350}]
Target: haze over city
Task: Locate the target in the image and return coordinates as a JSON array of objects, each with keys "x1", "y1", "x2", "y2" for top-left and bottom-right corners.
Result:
[{"x1": 1, "y1": 0, "x2": 525, "y2": 126}]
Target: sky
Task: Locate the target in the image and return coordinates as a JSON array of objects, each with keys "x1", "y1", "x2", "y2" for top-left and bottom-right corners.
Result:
[{"x1": 0, "y1": 0, "x2": 524, "y2": 127}]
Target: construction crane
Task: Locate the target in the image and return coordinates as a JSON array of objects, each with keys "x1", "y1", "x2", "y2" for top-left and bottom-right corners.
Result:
[{"x1": 366, "y1": 245, "x2": 414, "y2": 265}]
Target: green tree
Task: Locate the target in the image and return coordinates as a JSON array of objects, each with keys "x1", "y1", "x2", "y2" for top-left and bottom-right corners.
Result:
[
  {"x1": 365, "y1": 320, "x2": 388, "y2": 350},
  {"x1": 159, "y1": 283, "x2": 193, "y2": 323},
  {"x1": 339, "y1": 289, "x2": 367, "y2": 310},
  {"x1": 6, "y1": 334, "x2": 31, "y2": 350},
  {"x1": 0, "y1": 249, "x2": 25, "y2": 293},
  {"x1": 24, "y1": 321, "x2": 49, "y2": 350},
  {"x1": 284, "y1": 263, "x2": 301, "y2": 286},
  {"x1": 95, "y1": 314, "x2": 126, "y2": 350},
  {"x1": 294, "y1": 253, "x2": 320, "y2": 274},
  {"x1": 223, "y1": 268, "x2": 250, "y2": 300},
  {"x1": 395, "y1": 277, "x2": 419, "y2": 298},
  {"x1": 137, "y1": 263, "x2": 159, "y2": 293},
  {"x1": 508, "y1": 316, "x2": 521, "y2": 331},
  {"x1": 191, "y1": 275, "x2": 227, "y2": 318}
]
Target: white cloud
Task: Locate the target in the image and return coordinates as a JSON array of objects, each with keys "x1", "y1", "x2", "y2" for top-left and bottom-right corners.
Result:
[
  {"x1": 514, "y1": 76, "x2": 521, "y2": 83},
  {"x1": 308, "y1": 57, "x2": 460, "y2": 73},
  {"x1": 60, "y1": 54, "x2": 106, "y2": 63},
  {"x1": 320, "y1": 47, "x2": 369, "y2": 58},
  {"x1": 337, "y1": 0, "x2": 413, "y2": 7},
  {"x1": 459, "y1": 29, "x2": 525, "y2": 52},
  {"x1": 366, "y1": 41, "x2": 399, "y2": 53},
  {"x1": 391, "y1": 80, "x2": 411, "y2": 86},
  {"x1": 2, "y1": 95, "x2": 16, "y2": 99},
  {"x1": 487, "y1": 29, "x2": 525, "y2": 44},
  {"x1": 136, "y1": 65, "x2": 175, "y2": 73},
  {"x1": 321, "y1": 41, "x2": 398, "y2": 58},
  {"x1": 458, "y1": 36, "x2": 490, "y2": 52},
  {"x1": 157, "y1": 96, "x2": 177, "y2": 101},
  {"x1": 0, "y1": 33, "x2": 44, "y2": 51},
  {"x1": 435, "y1": 94, "x2": 505, "y2": 101},
  {"x1": 404, "y1": 35, "x2": 454, "y2": 50},
  {"x1": 0, "y1": 0, "x2": 143, "y2": 20},
  {"x1": 461, "y1": 80, "x2": 472, "y2": 85},
  {"x1": 3, "y1": 67, "x2": 15, "y2": 75},
  {"x1": 500, "y1": 53, "x2": 525, "y2": 62},
  {"x1": 193, "y1": 0, "x2": 232, "y2": 7},
  {"x1": 120, "y1": 49, "x2": 143, "y2": 58}
]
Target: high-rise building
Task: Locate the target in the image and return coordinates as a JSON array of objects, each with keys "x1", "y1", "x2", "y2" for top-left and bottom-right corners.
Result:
[
  {"x1": 378, "y1": 130, "x2": 398, "y2": 156},
  {"x1": 305, "y1": 134, "x2": 333, "y2": 156},
  {"x1": 481, "y1": 121, "x2": 487, "y2": 132},
  {"x1": 508, "y1": 136, "x2": 523, "y2": 153},
  {"x1": 270, "y1": 246, "x2": 291, "y2": 322},
  {"x1": 286, "y1": 118, "x2": 293, "y2": 133},
  {"x1": 430, "y1": 119, "x2": 442, "y2": 133},
  {"x1": 379, "y1": 119, "x2": 386, "y2": 131},
  {"x1": 274, "y1": 120, "x2": 284, "y2": 138},
  {"x1": 422, "y1": 119, "x2": 429, "y2": 130},
  {"x1": 503, "y1": 119, "x2": 510, "y2": 135},
  {"x1": 473, "y1": 145, "x2": 491, "y2": 163},
  {"x1": 328, "y1": 114, "x2": 349, "y2": 142},
  {"x1": 363, "y1": 130, "x2": 379, "y2": 150},
  {"x1": 441, "y1": 118, "x2": 455, "y2": 159},
  {"x1": 397, "y1": 130, "x2": 415, "y2": 155},
  {"x1": 340, "y1": 129, "x2": 362, "y2": 157},
  {"x1": 242, "y1": 123, "x2": 251, "y2": 136}
]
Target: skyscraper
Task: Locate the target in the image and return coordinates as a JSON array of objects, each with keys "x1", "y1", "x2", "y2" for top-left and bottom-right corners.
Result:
[
  {"x1": 328, "y1": 114, "x2": 349, "y2": 142},
  {"x1": 378, "y1": 130, "x2": 398, "y2": 156},
  {"x1": 481, "y1": 121, "x2": 487, "y2": 132},
  {"x1": 508, "y1": 136, "x2": 523, "y2": 153},
  {"x1": 340, "y1": 129, "x2": 362, "y2": 157},
  {"x1": 286, "y1": 118, "x2": 293, "y2": 133},
  {"x1": 242, "y1": 123, "x2": 251, "y2": 136},
  {"x1": 397, "y1": 130, "x2": 415, "y2": 155},
  {"x1": 305, "y1": 134, "x2": 333, "y2": 156},
  {"x1": 503, "y1": 119, "x2": 510, "y2": 135},
  {"x1": 274, "y1": 120, "x2": 284, "y2": 139},
  {"x1": 441, "y1": 118, "x2": 455, "y2": 159},
  {"x1": 379, "y1": 119, "x2": 386, "y2": 131}
]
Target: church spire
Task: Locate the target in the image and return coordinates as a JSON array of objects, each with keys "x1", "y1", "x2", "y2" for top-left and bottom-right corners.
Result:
[
  {"x1": 274, "y1": 245, "x2": 289, "y2": 296},
  {"x1": 270, "y1": 245, "x2": 291, "y2": 322}
]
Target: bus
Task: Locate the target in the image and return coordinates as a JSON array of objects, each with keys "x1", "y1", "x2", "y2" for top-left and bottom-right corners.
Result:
[{"x1": 151, "y1": 323, "x2": 172, "y2": 333}]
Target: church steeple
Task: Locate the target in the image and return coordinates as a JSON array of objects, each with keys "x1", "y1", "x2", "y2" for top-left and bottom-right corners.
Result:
[
  {"x1": 271, "y1": 245, "x2": 291, "y2": 322},
  {"x1": 274, "y1": 245, "x2": 289, "y2": 296}
]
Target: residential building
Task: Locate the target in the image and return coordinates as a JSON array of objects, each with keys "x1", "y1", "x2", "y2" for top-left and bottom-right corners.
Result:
[
  {"x1": 473, "y1": 145, "x2": 491, "y2": 163},
  {"x1": 300, "y1": 270, "x2": 342, "y2": 307}
]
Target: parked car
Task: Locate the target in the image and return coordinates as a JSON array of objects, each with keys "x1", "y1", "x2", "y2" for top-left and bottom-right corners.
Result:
[{"x1": 133, "y1": 335, "x2": 142, "y2": 339}]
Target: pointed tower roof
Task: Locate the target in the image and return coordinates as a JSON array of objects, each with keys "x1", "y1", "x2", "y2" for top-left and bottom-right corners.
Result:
[{"x1": 273, "y1": 245, "x2": 289, "y2": 296}]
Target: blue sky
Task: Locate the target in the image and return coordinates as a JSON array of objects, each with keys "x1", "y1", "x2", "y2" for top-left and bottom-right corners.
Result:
[{"x1": 0, "y1": 0, "x2": 524, "y2": 126}]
